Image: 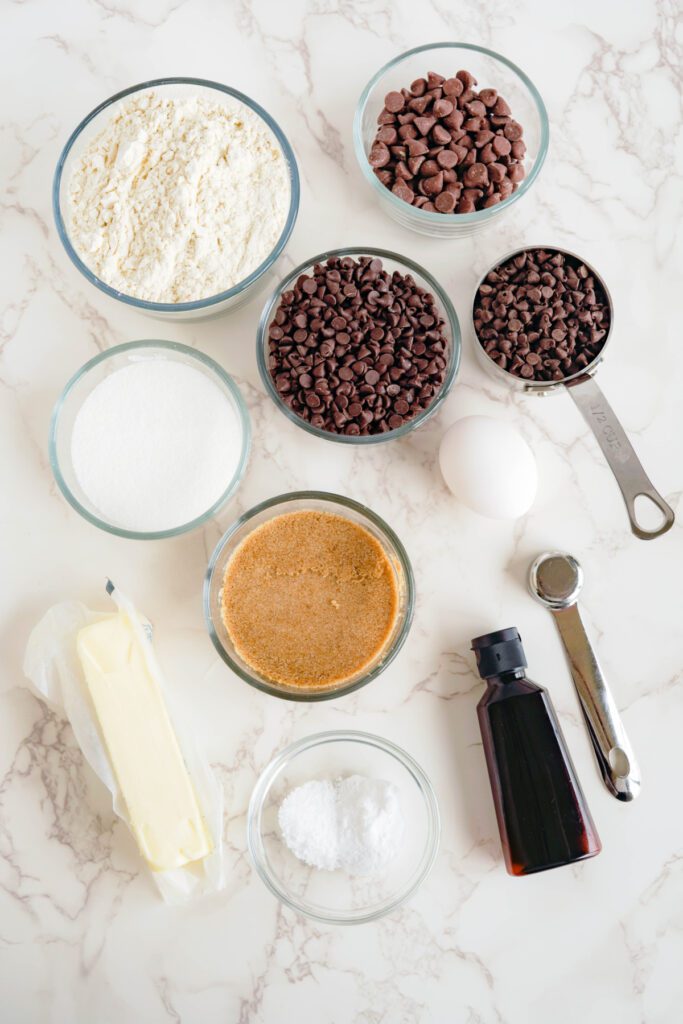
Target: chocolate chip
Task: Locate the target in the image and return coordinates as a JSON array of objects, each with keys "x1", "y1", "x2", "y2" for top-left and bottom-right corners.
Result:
[
  {"x1": 267, "y1": 256, "x2": 449, "y2": 436},
  {"x1": 384, "y1": 91, "x2": 405, "y2": 113},
  {"x1": 368, "y1": 68, "x2": 525, "y2": 215},
  {"x1": 414, "y1": 115, "x2": 436, "y2": 136},
  {"x1": 369, "y1": 142, "x2": 391, "y2": 168},
  {"x1": 479, "y1": 88, "x2": 498, "y2": 107},
  {"x1": 442, "y1": 77, "x2": 463, "y2": 97},
  {"x1": 392, "y1": 180, "x2": 415, "y2": 204},
  {"x1": 436, "y1": 149, "x2": 458, "y2": 169},
  {"x1": 423, "y1": 171, "x2": 444, "y2": 195},
  {"x1": 432, "y1": 124, "x2": 452, "y2": 145},
  {"x1": 492, "y1": 135, "x2": 511, "y2": 157},
  {"x1": 473, "y1": 248, "x2": 611, "y2": 383},
  {"x1": 434, "y1": 191, "x2": 456, "y2": 213},
  {"x1": 464, "y1": 162, "x2": 488, "y2": 186},
  {"x1": 433, "y1": 98, "x2": 454, "y2": 117}
]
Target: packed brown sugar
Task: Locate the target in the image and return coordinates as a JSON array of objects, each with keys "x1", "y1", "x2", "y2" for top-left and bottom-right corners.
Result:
[{"x1": 220, "y1": 509, "x2": 400, "y2": 689}]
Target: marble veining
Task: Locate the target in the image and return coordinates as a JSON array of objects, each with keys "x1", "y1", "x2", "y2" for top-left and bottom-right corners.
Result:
[{"x1": 1, "y1": 0, "x2": 682, "y2": 1021}]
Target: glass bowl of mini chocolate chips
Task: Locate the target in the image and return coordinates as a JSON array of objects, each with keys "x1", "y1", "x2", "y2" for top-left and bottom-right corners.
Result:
[
  {"x1": 256, "y1": 247, "x2": 461, "y2": 443},
  {"x1": 354, "y1": 43, "x2": 549, "y2": 238}
]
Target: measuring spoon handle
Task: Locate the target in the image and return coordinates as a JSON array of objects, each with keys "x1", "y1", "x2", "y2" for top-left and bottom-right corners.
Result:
[
  {"x1": 552, "y1": 603, "x2": 641, "y2": 801},
  {"x1": 565, "y1": 374, "x2": 674, "y2": 540}
]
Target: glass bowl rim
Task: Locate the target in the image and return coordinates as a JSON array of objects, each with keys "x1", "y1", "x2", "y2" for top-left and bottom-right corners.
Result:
[
  {"x1": 49, "y1": 339, "x2": 252, "y2": 540},
  {"x1": 255, "y1": 245, "x2": 462, "y2": 444},
  {"x1": 352, "y1": 41, "x2": 550, "y2": 227},
  {"x1": 203, "y1": 489, "x2": 416, "y2": 701},
  {"x1": 247, "y1": 728, "x2": 441, "y2": 924},
  {"x1": 52, "y1": 76, "x2": 300, "y2": 313}
]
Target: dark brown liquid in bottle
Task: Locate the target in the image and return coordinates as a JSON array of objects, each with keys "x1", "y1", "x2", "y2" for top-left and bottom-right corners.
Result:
[{"x1": 473, "y1": 629, "x2": 601, "y2": 876}]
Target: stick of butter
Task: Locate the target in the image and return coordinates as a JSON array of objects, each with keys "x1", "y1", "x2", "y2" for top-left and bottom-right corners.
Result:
[{"x1": 77, "y1": 610, "x2": 213, "y2": 872}]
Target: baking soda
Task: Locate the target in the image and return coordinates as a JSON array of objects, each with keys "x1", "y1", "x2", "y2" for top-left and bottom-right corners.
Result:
[
  {"x1": 70, "y1": 357, "x2": 243, "y2": 531},
  {"x1": 278, "y1": 775, "x2": 404, "y2": 875}
]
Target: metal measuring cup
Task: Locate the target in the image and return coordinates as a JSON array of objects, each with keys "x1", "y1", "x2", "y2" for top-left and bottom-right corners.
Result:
[{"x1": 472, "y1": 245, "x2": 675, "y2": 540}]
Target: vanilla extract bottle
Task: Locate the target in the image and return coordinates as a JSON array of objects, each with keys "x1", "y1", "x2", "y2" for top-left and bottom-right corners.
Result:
[{"x1": 472, "y1": 627, "x2": 601, "y2": 876}]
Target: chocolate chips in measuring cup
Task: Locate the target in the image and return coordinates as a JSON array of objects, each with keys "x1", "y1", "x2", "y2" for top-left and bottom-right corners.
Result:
[
  {"x1": 369, "y1": 70, "x2": 526, "y2": 214},
  {"x1": 473, "y1": 249, "x2": 611, "y2": 382},
  {"x1": 267, "y1": 255, "x2": 449, "y2": 436}
]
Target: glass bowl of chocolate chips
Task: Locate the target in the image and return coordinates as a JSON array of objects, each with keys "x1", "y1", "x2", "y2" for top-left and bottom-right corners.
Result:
[
  {"x1": 256, "y1": 247, "x2": 461, "y2": 443},
  {"x1": 354, "y1": 42, "x2": 549, "y2": 238}
]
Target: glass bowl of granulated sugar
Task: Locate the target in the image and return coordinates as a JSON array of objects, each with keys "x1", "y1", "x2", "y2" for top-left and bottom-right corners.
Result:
[
  {"x1": 53, "y1": 78, "x2": 299, "y2": 321},
  {"x1": 49, "y1": 341, "x2": 251, "y2": 539},
  {"x1": 248, "y1": 730, "x2": 440, "y2": 924}
]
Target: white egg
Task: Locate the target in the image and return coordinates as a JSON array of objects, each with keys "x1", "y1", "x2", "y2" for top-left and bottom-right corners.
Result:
[{"x1": 439, "y1": 416, "x2": 537, "y2": 519}]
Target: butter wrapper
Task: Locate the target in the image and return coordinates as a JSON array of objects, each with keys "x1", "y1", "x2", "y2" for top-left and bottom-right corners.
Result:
[{"x1": 23, "y1": 585, "x2": 224, "y2": 904}]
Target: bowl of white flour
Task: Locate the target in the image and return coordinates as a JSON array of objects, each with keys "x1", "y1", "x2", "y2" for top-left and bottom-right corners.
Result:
[
  {"x1": 49, "y1": 340, "x2": 251, "y2": 538},
  {"x1": 53, "y1": 78, "x2": 299, "y2": 320}
]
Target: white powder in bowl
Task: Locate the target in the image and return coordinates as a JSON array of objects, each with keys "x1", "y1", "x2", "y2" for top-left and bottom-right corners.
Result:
[
  {"x1": 66, "y1": 89, "x2": 291, "y2": 303},
  {"x1": 278, "y1": 775, "x2": 404, "y2": 876},
  {"x1": 70, "y1": 358, "x2": 244, "y2": 532}
]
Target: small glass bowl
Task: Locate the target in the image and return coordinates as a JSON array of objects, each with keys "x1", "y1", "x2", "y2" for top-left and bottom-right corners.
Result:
[
  {"x1": 49, "y1": 340, "x2": 251, "y2": 539},
  {"x1": 248, "y1": 730, "x2": 440, "y2": 924},
  {"x1": 256, "y1": 246, "x2": 461, "y2": 444},
  {"x1": 204, "y1": 491, "x2": 415, "y2": 700},
  {"x1": 353, "y1": 43, "x2": 549, "y2": 238},
  {"x1": 53, "y1": 77, "x2": 300, "y2": 321}
]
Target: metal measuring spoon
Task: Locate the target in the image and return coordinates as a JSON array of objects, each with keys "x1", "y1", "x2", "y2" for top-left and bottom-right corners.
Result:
[
  {"x1": 529, "y1": 552, "x2": 641, "y2": 801},
  {"x1": 473, "y1": 245, "x2": 675, "y2": 541}
]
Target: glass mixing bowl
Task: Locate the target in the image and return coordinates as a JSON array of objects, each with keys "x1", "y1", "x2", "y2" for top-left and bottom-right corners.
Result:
[
  {"x1": 256, "y1": 246, "x2": 461, "y2": 444},
  {"x1": 353, "y1": 43, "x2": 549, "y2": 238},
  {"x1": 49, "y1": 340, "x2": 251, "y2": 539},
  {"x1": 53, "y1": 77, "x2": 300, "y2": 321},
  {"x1": 248, "y1": 730, "x2": 440, "y2": 924},
  {"x1": 204, "y1": 491, "x2": 415, "y2": 700}
]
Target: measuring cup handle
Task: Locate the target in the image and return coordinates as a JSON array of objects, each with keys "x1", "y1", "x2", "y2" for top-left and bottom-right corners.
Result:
[{"x1": 564, "y1": 374, "x2": 675, "y2": 540}]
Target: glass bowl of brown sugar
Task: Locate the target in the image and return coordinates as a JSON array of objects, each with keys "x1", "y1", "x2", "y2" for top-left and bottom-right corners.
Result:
[{"x1": 204, "y1": 491, "x2": 415, "y2": 701}]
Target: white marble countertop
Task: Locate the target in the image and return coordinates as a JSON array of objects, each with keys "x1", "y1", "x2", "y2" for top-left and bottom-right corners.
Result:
[{"x1": 2, "y1": 1, "x2": 682, "y2": 1021}]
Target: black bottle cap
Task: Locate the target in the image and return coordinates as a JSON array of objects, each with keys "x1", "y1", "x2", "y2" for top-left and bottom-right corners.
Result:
[{"x1": 471, "y1": 627, "x2": 527, "y2": 679}]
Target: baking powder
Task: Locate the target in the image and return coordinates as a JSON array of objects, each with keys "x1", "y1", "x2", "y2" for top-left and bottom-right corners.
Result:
[{"x1": 278, "y1": 775, "x2": 404, "y2": 875}]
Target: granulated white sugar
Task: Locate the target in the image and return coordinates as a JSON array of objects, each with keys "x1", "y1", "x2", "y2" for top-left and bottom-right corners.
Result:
[
  {"x1": 278, "y1": 775, "x2": 404, "y2": 876},
  {"x1": 70, "y1": 357, "x2": 243, "y2": 532}
]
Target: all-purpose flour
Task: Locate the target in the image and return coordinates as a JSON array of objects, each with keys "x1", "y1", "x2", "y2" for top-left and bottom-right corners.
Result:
[
  {"x1": 70, "y1": 358, "x2": 243, "y2": 532},
  {"x1": 66, "y1": 89, "x2": 290, "y2": 303}
]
